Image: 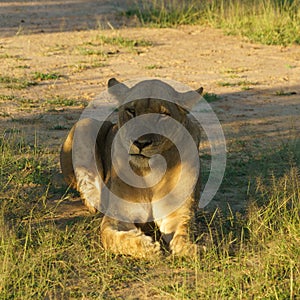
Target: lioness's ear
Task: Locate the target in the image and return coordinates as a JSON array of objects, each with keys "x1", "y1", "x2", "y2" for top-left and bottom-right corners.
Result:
[
  {"x1": 107, "y1": 78, "x2": 129, "y2": 103},
  {"x1": 180, "y1": 86, "x2": 204, "y2": 110},
  {"x1": 108, "y1": 78, "x2": 120, "y2": 88},
  {"x1": 195, "y1": 86, "x2": 204, "y2": 95}
]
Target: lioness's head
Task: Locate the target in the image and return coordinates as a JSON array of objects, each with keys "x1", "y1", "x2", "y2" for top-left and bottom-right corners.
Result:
[{"x1": 108, "y1": 78, "x2": 203, "y2": 168}]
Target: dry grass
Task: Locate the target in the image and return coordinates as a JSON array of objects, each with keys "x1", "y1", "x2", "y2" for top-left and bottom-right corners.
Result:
[{"x1": 0, "y1": 131, "x2": 299, "y2": 298}]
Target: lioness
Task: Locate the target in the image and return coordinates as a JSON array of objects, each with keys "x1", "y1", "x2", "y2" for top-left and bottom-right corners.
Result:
[{"x1": 60, "y1": 78, "x2": 203, "y2": 257}]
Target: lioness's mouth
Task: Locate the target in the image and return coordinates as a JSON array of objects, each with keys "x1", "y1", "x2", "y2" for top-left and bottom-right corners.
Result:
[{"x1": 129, "y1": 153, "x2": 150, "y2": 159}]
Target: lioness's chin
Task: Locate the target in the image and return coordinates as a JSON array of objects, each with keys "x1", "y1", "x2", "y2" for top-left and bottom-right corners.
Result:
[{"x1": 129, "y1": 154, "x2": 150, "y2": 168}]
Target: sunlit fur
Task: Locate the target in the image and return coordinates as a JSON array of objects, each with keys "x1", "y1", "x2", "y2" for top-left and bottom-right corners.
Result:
[{"x1": 60, "y1": 79, "x2": 202, "y2": 258}]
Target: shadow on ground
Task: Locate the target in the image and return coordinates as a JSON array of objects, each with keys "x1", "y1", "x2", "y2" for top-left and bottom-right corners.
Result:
[
  {"x1": 0, "y1": 0, "x2": 135, "y2": 37},
  {"x1": 0, "y1": 84, "x2": 299, "y2": 223}
]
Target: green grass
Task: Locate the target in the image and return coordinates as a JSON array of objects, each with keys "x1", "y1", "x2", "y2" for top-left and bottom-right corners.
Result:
[
  {"x1": 0, "y1": 54, "x2": 15, "y2": 59},
  {"x1": 217, "y1": 80, "x2": 258, "y2": 88},
  {"x1": 222, "y1": 67, "x2": 250, "y2": 74},
  {"x1": 0, "y1": 112, "x2": 10, "y2": 117},
  {"x1": 145, "y1": 64, "x2": 163, "y2": 69},
  {"x1": 0, "y1": 71, "x2": 64, "y2": 90},
  {"x1": 77, "y1": 47, "x2": 107, "y2": 57},
  {"x1": 203, "y1": 92, "x2": 219, "y2": 102},
  {"x1": 98, "y1": 35, "x2": 153, "y2": 48},
  {"x1": 74, "y1": 35, "x2": 152, "y2": 59},
  {"x1": 0, "y1": 72, "x2": 62, "y2": 91},
  {"x1": 33, "y1": 72, "x2": 64, "y2": 81},
  {"x1": 125, "y1": 0, "x2": 300, "y2": 45},
  {"x1": 72, "y1": 61, "x2": 107, "y2": 72},
  {"x1": 0, "y1": 130, "x2": 299, "y2": 298},
  {"x1": 51, "y1": 125, "x2": 67, "y2": 130},
  {"x1": 16, "y1": 65, "x2": 30, "y2": 69},
  {"x1": 0, "y1": 76, "x2": 37, "y2": 89},
  {"x1": 124, "y1": 0, "x2": 204, "y2": 27},
  {"x1": 275, "y1": 89, "x2": 297, "y2": 96},
  {"x1": 46, "y1": 96, "x2": 88, "y2": 107},
  {"x1": 0, "y1": 94, "x2": 16, "y2": 101},
  {"x1": 205, "y1": 0, "x2": 300, "y2": 45},
  {"x1": 0, "y1": 94, "x2": 87, "y2": 109}
]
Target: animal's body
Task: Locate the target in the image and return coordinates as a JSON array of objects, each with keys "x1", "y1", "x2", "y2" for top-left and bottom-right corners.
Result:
[{"x1": 60, "y1": 78, "x2": 202, "y2": 257}]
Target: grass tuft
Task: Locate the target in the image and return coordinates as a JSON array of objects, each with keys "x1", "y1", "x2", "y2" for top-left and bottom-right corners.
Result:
[
  {"x1": 125, "y1": 0, "x2": 300, "y2": 45},
  {"x1": 204, "y1": 0, "x2": 300, "y2": 45},
  {"x1": 217, "y1": 80, "x2": 258, "y2": 88},
  {"x1": 77, "y1": 47, "x2": 107, "y2": 57},
  {"x1": 275, "y1": 89, "x2": 297, "y2": 96},
  {"x1": 98, "y1": 35, "x2": 152, "y2": 48},
  {"x1": 124, "y1": 0, "x2": 204, "y2": 27},
  {"x1": 0, "y1": 75, "x2": 37, "y2": 89},
  {"x1": 33, "y1": 72, "x2": 64, "y2": 81},
  {"x1": 145, "y1": 64, "x2": 163, "y2": 69},
  {"x1": 203, "y1": 92, "x2": 219, "y2": 102},
  {"x1": 46, "y1": 96, "x2": 87, "y2": 107}
]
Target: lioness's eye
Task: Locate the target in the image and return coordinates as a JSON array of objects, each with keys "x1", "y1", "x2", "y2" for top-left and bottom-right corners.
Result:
[
  {"x1": 160, "y1": 107, "x2": 170, "y2": 116},
  {"x1": 161, "y1": 111, "x2": 171, "y2": 116},
  {"x1": 125, "y1": 108, "x2": 135, "y2": 117}
]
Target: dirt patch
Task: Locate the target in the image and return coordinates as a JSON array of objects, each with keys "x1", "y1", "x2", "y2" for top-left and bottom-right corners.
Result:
[
  {"x1": 1, "y1": 2, "x2": 300, "y2": 217},
  {"x1": 0, "y1": 0, "x2": 136, "y2": 36}
]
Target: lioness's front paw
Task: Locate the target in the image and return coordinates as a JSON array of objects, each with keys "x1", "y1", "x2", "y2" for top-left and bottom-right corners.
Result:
[
  {"x1": 116, "y1": 229, "x2": 161, "y2": 258},
  {"x1": 170, "y1": 235, "x2": 198, "y2": 257}
]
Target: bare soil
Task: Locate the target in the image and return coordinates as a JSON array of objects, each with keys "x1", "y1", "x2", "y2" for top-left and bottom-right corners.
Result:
[{"x1": 1, "y1": 0, "x2": 300, "y2": 218}]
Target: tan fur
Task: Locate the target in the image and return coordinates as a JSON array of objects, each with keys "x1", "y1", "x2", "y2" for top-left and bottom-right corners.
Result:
[{"x1": 60, "y1": 79, "x2": 202, "y2": 258}]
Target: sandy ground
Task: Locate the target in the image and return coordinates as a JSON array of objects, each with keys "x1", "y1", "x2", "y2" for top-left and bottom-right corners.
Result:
[{"x1": 0, "y1": 0, "x2": 299, "y2": 217}]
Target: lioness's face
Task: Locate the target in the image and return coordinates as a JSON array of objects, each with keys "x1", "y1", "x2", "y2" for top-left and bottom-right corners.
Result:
[
  {"x1": 117, "y1": 98, "x2": 187, "y2": 166},
  {"x1": 108, "y1": 78, "x2": 203, "y2": 169}
]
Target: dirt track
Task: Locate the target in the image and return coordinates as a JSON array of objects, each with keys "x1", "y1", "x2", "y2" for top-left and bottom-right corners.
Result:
[{"x1": 0, "y1": 0, "x2": 299, "y2": 216}]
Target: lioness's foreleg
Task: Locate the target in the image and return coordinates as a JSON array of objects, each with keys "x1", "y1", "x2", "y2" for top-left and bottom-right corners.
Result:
[
  {"x1": 100, "y1": 216, "x2": 160, "y2": 258},
  {"x1": 60, "y1": 118, "x2": 114, "y2": 214}
]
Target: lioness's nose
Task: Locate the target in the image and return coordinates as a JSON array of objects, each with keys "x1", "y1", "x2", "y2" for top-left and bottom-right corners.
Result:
[{"x1": 133, "y1": 139, "x2": 152, "y2": 150}]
